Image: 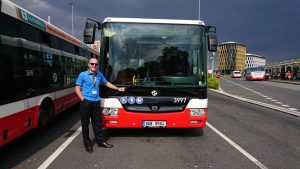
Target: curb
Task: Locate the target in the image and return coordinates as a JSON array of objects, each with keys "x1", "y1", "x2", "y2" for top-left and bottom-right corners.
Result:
[
  {"x1": 209, "y1": 88, "x2": 300, "y2": 117},
  {"x1": 268, "y1": 80, "x2": 300, "y2": 85}
]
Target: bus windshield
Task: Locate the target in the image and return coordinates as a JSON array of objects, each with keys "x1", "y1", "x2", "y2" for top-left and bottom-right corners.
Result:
[
  {"x1": 102, "y1": 22, "x2": 207, "y2": 87},
  {"x1": 249, "y1": 66, "x2": 265, "y2": 71}
]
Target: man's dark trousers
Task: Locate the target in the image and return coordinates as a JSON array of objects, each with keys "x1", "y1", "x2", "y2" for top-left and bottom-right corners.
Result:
[{"x1": 80, "y1": 99, "x2": 105, "y2": 148}]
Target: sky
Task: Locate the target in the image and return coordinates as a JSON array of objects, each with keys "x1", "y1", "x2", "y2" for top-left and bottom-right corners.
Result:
[{"x1": 10, "y1": 0, "x2": 300, "y2": 64}]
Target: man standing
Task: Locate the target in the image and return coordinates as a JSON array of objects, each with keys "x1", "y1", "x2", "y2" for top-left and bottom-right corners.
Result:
[{"x1": 75, "y1": 58, "x2": 125, "y2": 153}]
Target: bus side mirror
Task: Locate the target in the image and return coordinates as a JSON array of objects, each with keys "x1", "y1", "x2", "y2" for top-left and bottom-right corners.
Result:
[
  {"x1": 206, "y1": 26, "x2": 218, "y2": 52},
  {"x1": 83, "y1": 22, "x2": 96, "y2": 44},
  {"x1": 84, "y1": 22, "x2": 96, "y2": 44},
  {"x1": 207, "y1": 34, "x2": 218, "y2": 52}
]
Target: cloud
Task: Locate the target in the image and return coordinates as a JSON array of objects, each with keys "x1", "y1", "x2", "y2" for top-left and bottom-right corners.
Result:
[{"x1": 9, "y1": 0, "x2": 300, "y2": 63}]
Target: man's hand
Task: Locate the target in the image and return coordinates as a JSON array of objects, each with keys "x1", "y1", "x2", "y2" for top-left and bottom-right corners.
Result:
[{"x1": 117, "y1": 87, "x2": 126, "y2": 92}]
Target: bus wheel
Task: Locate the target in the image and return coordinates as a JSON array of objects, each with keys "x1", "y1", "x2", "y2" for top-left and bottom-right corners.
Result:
[
  {"x1": 198, "y1": 128, "x2": 204, "y2": 136},
  {"x1": 38, "y1": 106, "x2": 49, "y2": 128},
  {"x1": 33, "y1": 101, "x2": 54, "y2": 136},
  {"x1": 191, "y1": 128, "x2": 204, "y2": 136}
]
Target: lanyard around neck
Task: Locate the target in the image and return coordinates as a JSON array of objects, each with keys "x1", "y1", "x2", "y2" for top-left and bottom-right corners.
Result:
[{"x1": 89, "y1": 74, "x2": 97, "y2": 87}]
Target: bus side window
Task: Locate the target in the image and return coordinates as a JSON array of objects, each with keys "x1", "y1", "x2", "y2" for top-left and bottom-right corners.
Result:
[
  {"x1": 50, "y1": 35, "x2": 61, "y2": 50},
  {"x1": 20, "y1": 22, "x2": 40, "y2": 43},
  {"x1": 24, "y1": 49, "x2": 47, "y2": 94},
  {"x1": 0, "y1": 46, "x2": 24, "y2": 104},
  {"x1": 61, "y1": 40, "x2": 75, "y2": 54},
  {"x1": 41, "y1": 31, "x2": 51, "y2": 46},
  {"x1": 0, "y1": 13, "x2": 19, "y2": 37}
]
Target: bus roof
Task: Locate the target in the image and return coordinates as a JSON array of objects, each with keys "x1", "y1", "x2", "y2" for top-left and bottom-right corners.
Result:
[
  {"x1": 0, "y1": 0, "x2": 98, "y2": 54},
  {"x1": 103, "y1": 17, "x2": 205, "y2": 26}
]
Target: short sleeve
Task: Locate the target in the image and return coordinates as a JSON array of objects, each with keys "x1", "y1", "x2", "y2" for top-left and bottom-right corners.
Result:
[
  {"x1": 99, "y1": 72, "x2": 108, "y2": 85},
  {"x1": 75, "y1": 72, "x2": 84, "y2": 87}
]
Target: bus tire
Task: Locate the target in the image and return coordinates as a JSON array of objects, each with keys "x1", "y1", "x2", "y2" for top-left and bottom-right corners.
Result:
[
  {"x1": 192, "y1": 128, "x2": 204, "y2": 136},
  {"x1": 198, "y1": 128, "x2": 204, "y2": 136},
  {"x1": 33, "y1": 99, "x2": 54, "y2": 136}
]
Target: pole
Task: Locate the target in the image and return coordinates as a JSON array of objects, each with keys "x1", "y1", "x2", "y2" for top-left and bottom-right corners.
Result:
[
  {"x1": 212, "y1": 52, "x2": 215, "y2": 72},
  {"x1": 68, "y1": 3, "x2": 74, "y2": 36},
  {"x1": 71, "y1": 3, "x2": 74, "y2": 36},
  {"x1": 198, "y1": 0, "x2": 200, "y2": 20}
]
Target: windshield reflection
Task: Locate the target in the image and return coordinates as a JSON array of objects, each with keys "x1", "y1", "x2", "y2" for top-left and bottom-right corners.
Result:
[{"x1": 102, "y1": 23, "x2": 206, "y2": 87}]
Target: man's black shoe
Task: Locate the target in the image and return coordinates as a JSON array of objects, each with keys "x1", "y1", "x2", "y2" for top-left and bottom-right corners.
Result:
[
  {"x1": 85, "y1": 146, "x2": 93, "y2": 153},
  {"x1": 98, "y1": 142, "x2": 113, "y2": 148}
]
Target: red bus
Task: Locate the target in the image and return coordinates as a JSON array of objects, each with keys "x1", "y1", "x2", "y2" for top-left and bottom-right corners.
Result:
[
  {"x1": 84, "y1": 17, "x2": 217, "y2": 134},
  {"x1": 0, "y1": 0, "x2": 99, "y2": 147}
]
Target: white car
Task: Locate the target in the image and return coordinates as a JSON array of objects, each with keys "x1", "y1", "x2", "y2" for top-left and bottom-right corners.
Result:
[{"x1": 231, "y1": 71, "x2": 242, "y2": 78}]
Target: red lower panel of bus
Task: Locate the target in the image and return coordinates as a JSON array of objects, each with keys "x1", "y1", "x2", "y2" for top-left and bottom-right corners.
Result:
[
  {"x1": 53, "y1": 93, "x2": 80, "y2": 115},
  {"x1": 247, "y1": 77, "x2": 265, "y2": 81},
  {"x1": 102, "y1": 108, "x2": 207, "y2": 128},
  {"x1": 0, "y1": 93, "x2": 79, "y2": 147},
  {"x1": 0, "y1": 106, "x2": 39, "y2": 147}
]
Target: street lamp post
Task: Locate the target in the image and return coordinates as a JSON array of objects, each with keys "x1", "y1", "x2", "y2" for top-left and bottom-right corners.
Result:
[
  {"x1": 211, "y1": 52, "x2": 215, "y2": 72},
  {"x1": 198, "y1": 0, "x2": 200, "y2": 20},
  {"x1": 68, "y1": 2, "x2": 74, "y2": 36}
]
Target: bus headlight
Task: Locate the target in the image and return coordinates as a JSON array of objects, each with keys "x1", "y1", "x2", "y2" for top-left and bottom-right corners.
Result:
[
  {"x1": 190, "y1": 109, "x2": 205, "y2": 116},
  {"x1": 102, "y1": 108, "x2": 118, "y2": 116}
]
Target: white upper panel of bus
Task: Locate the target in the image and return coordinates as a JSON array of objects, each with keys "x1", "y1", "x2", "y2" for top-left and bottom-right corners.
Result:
[{"x1": 103, "y1": 17, "x2": 205, "y2": 26}]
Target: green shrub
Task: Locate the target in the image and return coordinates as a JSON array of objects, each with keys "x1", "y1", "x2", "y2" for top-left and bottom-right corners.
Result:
[{"x1": 207, "y1": 77, "x2": 220, "y2": 89}]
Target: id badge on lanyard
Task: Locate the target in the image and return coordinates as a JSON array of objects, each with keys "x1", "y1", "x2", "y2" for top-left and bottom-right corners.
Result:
[{"x1": 90, "y1": 75, "x2": 97, "y2": 95}]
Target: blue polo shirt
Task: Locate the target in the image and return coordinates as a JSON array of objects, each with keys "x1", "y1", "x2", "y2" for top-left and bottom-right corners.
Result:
[{"x1": 75, "y1": 70, "x2": 107, "y2": 101}]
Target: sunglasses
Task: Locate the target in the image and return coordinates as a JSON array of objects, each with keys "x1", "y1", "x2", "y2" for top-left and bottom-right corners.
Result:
[{"x1": 89, "y1": 63, "x2": 99, "y2": 66}]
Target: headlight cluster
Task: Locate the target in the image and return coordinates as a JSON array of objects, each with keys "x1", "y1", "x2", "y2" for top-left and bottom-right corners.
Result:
[
  {"x1": 102, "y1": 108, "x2": 118, "y2": 116},
  {"x1": 190, "y1": 109, "x2": 205, "y2": 116}
]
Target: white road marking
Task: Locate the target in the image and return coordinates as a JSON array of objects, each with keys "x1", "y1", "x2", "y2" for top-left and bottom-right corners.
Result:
[
  {"x1": 212, "y1": 88, "x2": 300, "y2": 117},
  {"x1": 288, "y1": 108, "x2": 298, "y2": 111},
  {"x1": 271, "y1": 100, "x2": 277, "y2": 102},
  {"x1": 207, "y1": 123, "x2": 269, "y2": 169},
  {"x1": 38, "y1": 127, "x2": 82, "y2": 169},
  {"x1": 222, "y1": 79, "x2": 295, "y2": 111},
  {"x1": 223, "y1": 79, "x2": 262, "y2": 95}
]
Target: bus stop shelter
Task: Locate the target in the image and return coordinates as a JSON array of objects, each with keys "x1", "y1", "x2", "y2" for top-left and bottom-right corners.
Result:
[{"x1": 266, "y1": 58, "x2": 300, "y2": 80}]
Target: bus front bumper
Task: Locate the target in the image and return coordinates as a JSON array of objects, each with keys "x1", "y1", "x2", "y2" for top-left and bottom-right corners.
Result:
[{"x1": 101, "y1": 108, "x2": 207, "y2": 128}]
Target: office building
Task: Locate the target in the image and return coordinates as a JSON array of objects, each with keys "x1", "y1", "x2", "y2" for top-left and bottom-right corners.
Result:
[
  {"x1": 88, "y1": 40, "x2": 100, "y2": 53},
  {"x1": 245, "y1": 53, "x2": 266, "y2": 68},
  {"x1": 217, "y1": 41, "x2": 246, "y2": 74}
]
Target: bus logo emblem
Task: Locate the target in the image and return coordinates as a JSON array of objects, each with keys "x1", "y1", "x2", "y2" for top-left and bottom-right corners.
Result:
[
  {"x1": 128, "y1": 97, "x2": 135, "y2": 104},
  {"x1": 120, "y1": 97, "x2": 127, "y2": 104},
  {"x1": 151, "y1": 106, "x2": 158, "y2": 111},
  {"x1": 136, "y1": 97, "x2": 143, "y2": 104},
  {"x1": 151, "y1": 90, "x2": 158, "y2": 96}
]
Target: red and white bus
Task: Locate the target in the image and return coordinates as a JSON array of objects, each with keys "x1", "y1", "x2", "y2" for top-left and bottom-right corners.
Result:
[
  {"x1": 84, "y1": 17, "x2": 218, "y2": 133},
  {"x1": 0, "y1": 0, "x2": 99, "y2": 147},
  {"x1": 245, "y1": 66, "x2": 266, "y2": 81}
]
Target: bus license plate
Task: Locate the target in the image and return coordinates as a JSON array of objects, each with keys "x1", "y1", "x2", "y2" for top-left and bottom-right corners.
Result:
[{"x1": 142, "y1": 121, "x2": 166, "y2": 128}]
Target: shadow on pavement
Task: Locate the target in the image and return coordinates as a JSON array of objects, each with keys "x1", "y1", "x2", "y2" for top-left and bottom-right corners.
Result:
[{"x1": 0, "y1": 105, "x2": 81, "y2": 169}]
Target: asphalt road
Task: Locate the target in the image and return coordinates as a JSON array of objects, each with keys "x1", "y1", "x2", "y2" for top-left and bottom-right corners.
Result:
[
  {"x1": 220, "y1": 77, "x2": 300, "y2": 112},
  {"x1": 1, "y1": 92, "x2": 300, "y2": 169}
]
